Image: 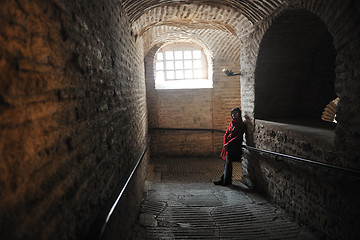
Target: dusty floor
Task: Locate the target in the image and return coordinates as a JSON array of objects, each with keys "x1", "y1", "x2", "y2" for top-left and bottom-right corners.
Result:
[{"x1": 135, "y1": 157, "x2": 318, "y2": 239}]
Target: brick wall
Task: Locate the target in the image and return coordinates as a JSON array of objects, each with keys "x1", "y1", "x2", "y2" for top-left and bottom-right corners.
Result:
[
  {"x1": 240, "y1": 0, "x2": 360, "y2": 239},
  {"x1": 2, "y1": 0, "x2": 359, "y2": 239},
  {"x1": 0, "y1": 0, "x2": 148, "y2": 239},
  {"x1": 145, "y1": 45, "x2": 241, "y2": 157}
]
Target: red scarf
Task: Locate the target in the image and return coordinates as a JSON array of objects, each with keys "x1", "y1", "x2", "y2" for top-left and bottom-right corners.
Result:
[{"x1": 220, "y1": 117, "x2": 244, "y2": 160}]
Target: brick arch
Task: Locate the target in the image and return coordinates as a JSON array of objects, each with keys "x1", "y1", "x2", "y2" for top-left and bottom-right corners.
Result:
[
  {"x1": 239, "y1": 0, "x2": 353, "y2": 195},
  {"x1": 240, "y1": 0, "x2": 360, "y2": 167},
  {"x1": 290, "y1": 0, "x2": 360, "y2": 107},
  {"x1": 124, "y1": 0, "x2": 285, "y2": 26},
  {"x1": 254, "y1": 9, "x2": 337, "y2": 124},
  {"x1": 147, "y1": 39, "x2": 214, "y2": 90},
  {"x1": 145, "y1": 37, "x2": 214, "y2": 61},
  {"x1": 240, "y1": 2, "x2": 360, "y2": 238},
  {"x1": 295, "y1": 0, "x2": 360, "y2": 171},
  {"x1": 141, "y1": 25, "x2": 242, "y2": 63},
  {"x1": 133, "y1": 3, "x2": 249, "y2": 63},
  {"x1": 144, "y1": 39, "x2": 214, "y2": 87},
  {"x1": 144, "y1": 39, "x2": 215, "y2": 129},
  {"x1": 240, "y1": 0, "x2": 357, "y2": 125}
]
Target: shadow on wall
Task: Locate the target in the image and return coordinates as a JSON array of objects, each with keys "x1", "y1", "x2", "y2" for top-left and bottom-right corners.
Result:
[
  {"x1": 255, "y1": 9, "x2": 337, "y2": 128},
  {"x1": 249, "y1": 6, "x2": 360, "y2": 240}
]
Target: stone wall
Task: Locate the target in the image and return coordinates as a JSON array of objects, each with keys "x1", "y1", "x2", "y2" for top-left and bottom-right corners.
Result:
[
  {"x1": 252, "y1": 120, "x2": 360, "y2": 239},
  {"x1": 145, "y1": 45, "x2": 241, "y2": 157},
  {"x1": 240, "y1": 0, "x2": 360, "y2": 239},
  {"x1": 1, "y1": 0, "x2": 359, "y2": 239},
  {"x1": 0, "y1": 0, "x2": 148, "y2": 239},
  {"x1": 253, "y1": 120, "x2": 335, "y2": 232}
]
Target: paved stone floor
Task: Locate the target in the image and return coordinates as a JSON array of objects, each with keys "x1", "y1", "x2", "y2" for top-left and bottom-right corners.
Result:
[{"x1": 135, "y1": 157, "x2": 318, "y2": 239}]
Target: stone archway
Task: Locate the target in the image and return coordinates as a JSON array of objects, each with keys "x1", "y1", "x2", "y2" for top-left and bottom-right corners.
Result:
[{"x1": 255, "y1": 9, "x2": 337, "y2": 127}]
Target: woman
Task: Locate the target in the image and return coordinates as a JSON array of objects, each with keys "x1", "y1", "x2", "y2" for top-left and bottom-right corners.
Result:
[{"x1": 214, "y1": 107, "x2": 246, "y2": 186}]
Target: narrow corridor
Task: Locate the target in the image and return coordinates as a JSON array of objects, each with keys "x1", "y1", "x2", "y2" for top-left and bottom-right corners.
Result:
[
  {"x1": 135, "y1": 158, "x2": 317, "y2": 239},
  {"x1": 2, "y1": 1, "x2": 360, "y2": 239}
]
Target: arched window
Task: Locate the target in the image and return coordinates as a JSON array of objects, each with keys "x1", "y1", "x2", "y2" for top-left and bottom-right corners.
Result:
[{"x1": 154, "y1": 42, "x2": 212, "y2": 89}]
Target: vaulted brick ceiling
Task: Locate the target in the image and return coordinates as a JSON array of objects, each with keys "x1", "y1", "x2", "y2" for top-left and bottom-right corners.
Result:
[{"x1": 123, "y1": 0, "x2": 287, "y2": 60}]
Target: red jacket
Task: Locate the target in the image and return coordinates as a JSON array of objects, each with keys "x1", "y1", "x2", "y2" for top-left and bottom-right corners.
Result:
[{"x1": 220, "y1": 118, "x2": 246, "y2": 161}]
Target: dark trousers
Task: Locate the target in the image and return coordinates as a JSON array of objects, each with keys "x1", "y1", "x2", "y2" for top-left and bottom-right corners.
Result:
[{"x1": 222, "y1": 156, "x2": 233, "y2": 183}]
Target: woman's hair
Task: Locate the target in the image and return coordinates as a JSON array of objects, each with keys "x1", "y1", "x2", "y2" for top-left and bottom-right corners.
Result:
[{"x1": 231, "y1": 107, "x2": 241, "y2": 115}]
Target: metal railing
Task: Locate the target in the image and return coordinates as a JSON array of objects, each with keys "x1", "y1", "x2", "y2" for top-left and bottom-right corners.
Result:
[
  {"x1": 243, "y1": 145, "x2": 360, "y2": 177},
  {"x1": 151, "y1": 127, "x2": 360, "y2": 177},
  {"x1": 88, "y1": 127, "x2": 360, "y2": 239},
  {"x1": 87, "y1": 140, "x2": 149, "y2": 240},
  {"x1": 150, "y1": 127, "x2": 224, "y2": 133}
]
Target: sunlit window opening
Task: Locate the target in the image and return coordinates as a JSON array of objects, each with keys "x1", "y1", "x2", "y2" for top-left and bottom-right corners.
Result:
[{"x1": 155, "y1": 43, "x2": 212, "y2": 89}]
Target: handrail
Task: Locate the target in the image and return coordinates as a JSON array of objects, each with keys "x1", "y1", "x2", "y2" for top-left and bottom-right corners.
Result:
[
  {"x1": 243, "y1": 145, "x2": 360, "y2": 177},
  {"x1": 150, "y1": 127, "x2": 360, "y2": 177},
  {"x1": 87, "y1": 140, "x2": 149, "y2": 240},
  {"x1": 150, "y1": 127, "x2": 225, "y2": 133}
]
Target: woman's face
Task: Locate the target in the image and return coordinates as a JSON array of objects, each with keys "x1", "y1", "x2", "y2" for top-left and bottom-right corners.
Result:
[{"x1": 231, "y1": 111, "x2": 240, "y2": 119}]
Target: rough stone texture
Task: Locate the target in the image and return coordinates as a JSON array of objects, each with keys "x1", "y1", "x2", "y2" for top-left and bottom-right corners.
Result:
[
  {"x1": 133, "y1": 3, "x2": 251, "y2": 61},
  {"x1": 1, "y1": 0, "x2": 360, "y2": 239},
  {"x1": 0, "y1": 0, "x2": 148, "y2": 239},
  {"x1": 239, "y1": 1, "x2": 360, "y2": 239},
  {"x1": 123, "y1": 0, "x2": 286, "y2": 26},
  {"x1": 252, "y1": 120, "x2": 359, "y2": 240}
]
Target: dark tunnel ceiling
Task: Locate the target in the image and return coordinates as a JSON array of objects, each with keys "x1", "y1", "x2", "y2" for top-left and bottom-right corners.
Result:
[
  {"x1": 123, "y1": 0, "x2": 287, "y2": 60},
  {"x1": 123, "y1": 0, "x2": 286, "y2": 24}
]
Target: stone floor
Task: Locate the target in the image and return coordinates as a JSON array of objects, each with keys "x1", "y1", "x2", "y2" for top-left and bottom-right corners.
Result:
[{"x1": 134, "y1": 157, "x2": 318, "y2": 239}]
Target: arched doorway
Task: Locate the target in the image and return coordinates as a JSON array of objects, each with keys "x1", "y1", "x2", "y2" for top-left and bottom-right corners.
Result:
[{"x1": 255, "y1": 9, "x2": 337, "y2": 128}]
